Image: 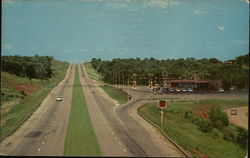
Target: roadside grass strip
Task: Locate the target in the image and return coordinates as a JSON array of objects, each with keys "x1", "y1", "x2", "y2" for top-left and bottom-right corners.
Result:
[
  {"x1": 138, "y1": 99, "x2": 248, "y2": 158},
  {"x1": 64, "y1": 66, "x2": 101, "y2": 156},
  {"x1": 84, "y1": 62, "x2": 101, "y2": 82},
  {"x1": 100, "y1": 85, "x2": 128, "y2": 104}
]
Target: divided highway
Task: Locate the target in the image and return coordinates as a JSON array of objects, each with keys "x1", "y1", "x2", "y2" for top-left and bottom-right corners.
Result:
[
  {"x1": 80, "y1": 65, "x2": 183, "y2": 157},
  {"x1": 1, "y1": 64, "x2": 183, "y2": 157}
]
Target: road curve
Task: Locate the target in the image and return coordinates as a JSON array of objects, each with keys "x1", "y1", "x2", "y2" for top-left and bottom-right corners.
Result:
[{"x1": 81, "y1": 65, "x2": 183, "y2": 157}]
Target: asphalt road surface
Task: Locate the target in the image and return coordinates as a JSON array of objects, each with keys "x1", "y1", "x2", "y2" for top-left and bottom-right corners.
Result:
[
  {"x1": 80, "y1": 65, "x2": 183, "y2": 157},
  {"x1": 0, "y1": 65, "x2": 74, "y2": 156},
  {"x1": 2, "y1": 64, "x2": 246, "y2": 156}
]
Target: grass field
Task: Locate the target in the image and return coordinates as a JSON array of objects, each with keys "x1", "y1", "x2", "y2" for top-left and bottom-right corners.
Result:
[
  {"x1": 84, "y1": 62, "x2": 101, "y2": 82},
  {"x1": 64, "y1": 66, "x2": 101, "y2": 156},
  {"x1": 138, "y1": 99, "x2": 248, "y2": 158},
  {"x1": 0, "y1": 61, "x2": 68, "y2": 142},
  {"x1": 100, "y1": 85, "x2": 129, "y2": 104}
]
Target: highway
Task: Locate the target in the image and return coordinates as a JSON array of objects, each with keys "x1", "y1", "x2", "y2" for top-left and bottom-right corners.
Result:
[
  {"x1": 79, "y1": 65, "x2": 183, "y2": 157},
  {"x1": 0, "y1": 65, "x2": 75, "y2": 156},
  {"x1": 1, "y1": 64, "x2": 248, "y2": 156}
]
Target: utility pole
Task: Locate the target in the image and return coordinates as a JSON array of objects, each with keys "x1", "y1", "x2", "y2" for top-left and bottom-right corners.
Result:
[
  {"x1": 119, "y1": 73, "x2": 121, "y2": 89},
  {"x1": 112, "y1": 72, "x2": 114, "y2": 87},
  {"x1": 123, "y1": 75, "x2": 125, "y2": 91},
  {"x1": 127, "y1": 77, "x2": 130, "y2": 101}
]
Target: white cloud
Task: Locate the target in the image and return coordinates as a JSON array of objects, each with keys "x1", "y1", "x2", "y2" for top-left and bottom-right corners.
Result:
[
  {"x1": 144, "y1": 0, "x2": 180, "y2": 9},
  {"x1": 194, "y1": 9, "x2": 206, "y2": 15},
  {"x1": 240, "y1": 0, "x2": 249, "y2": 4},
  {"x1": 217, "y1": 25, "x2": 225, "y2": 31},
  {"x1": 2, "y1": 0, "x2": 15, "y2": 5},
  {"x1": 106, "y1": 2, "x2": 128, "y2": 8},
  {"x1": 118, "y1": 52, "x2": 126, "y2": 56},
  {"x1": 232, "y1": 40, "x2": 245, "y2": 45},
  {"x1": 3, "y1": 43, "x2": 13, "y2": 50}
]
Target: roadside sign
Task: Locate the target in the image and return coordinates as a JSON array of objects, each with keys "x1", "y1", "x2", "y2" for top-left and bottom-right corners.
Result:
[{"x1": 159, "y1": 100, "x2": 167, "y2": 109}]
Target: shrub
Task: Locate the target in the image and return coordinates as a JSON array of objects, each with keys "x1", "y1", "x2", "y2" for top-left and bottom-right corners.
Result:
[
  {"x1": 20, "y1": 90, "x2": 27, "y2": 96},
  {"x1": 222, "y1": 128, "x2": 236, "y2": 142},
  {"x1": 236, "y1": 127, "x2": 248, "y2": 148},
  {"x1": 208, "y1": 105, "x2": 229, "y2": 129},
  {"x1": 197, "y1": 118, "x2": 213, "y2": 133}
]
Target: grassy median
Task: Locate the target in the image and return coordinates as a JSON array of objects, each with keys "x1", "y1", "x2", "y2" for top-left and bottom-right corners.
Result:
[
  {"x1": 100, "y1": 85, "x2": 129, "y2": 104},
  {"x1": 138, "y1": 99, "x2": 248, "y2": 158},
  {"x1": 64, "y1": 66, "x2": 101, "y2": 156}
]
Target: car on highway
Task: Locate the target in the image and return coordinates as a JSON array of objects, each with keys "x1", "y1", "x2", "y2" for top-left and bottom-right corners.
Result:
[{"x1": 56, "y1": 96, "x2": 62, "y2": 101}]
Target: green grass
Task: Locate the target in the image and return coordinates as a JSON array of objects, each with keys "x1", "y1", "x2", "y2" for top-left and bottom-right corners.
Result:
[
  {"x1": 100, "y1": 85, "x2": 129, "y2": 104},
  {"x1": 0, "y1": 61, "x2": 68, "y2": 142},
  {"x1": 84, "y1": 62, "x2": 101, "y2": 82},
  {"x1": 138, "y1": 99, "x2": 248, "y2": 158},
  {"x1": 64, "y1": 66, "x2": 101, "y2": 156}
]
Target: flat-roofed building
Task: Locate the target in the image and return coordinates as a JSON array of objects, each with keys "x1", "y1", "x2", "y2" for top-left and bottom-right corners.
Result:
[{"x1": 162, "y1": 73, "x2": 222, "y2": 91}]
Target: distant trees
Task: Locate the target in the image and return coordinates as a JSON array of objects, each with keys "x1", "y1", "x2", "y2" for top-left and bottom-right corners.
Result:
[
  {"x1": 90, "y1": 53, "x2": 249, "y2": 90},
  {"x1": 2, "y1": 55, "x2": 54, "y2": 80}
]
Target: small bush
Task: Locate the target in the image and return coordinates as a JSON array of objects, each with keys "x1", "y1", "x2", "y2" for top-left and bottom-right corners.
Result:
[
  {"x1": 222, "y1": 129, "x2": 236, "y2": 142},
  {"x1": 208, "y1": 105, "x2": 229, "y2": 129},
  {"x1": 210, "y1": 128, "x2": 220, "y2": 138},
  {"x1": 236, "y1": 127, "x2": 248, "y2": 148},
  {"x1": 197, "y1": 118, "x2": 213, "y2": 133},
  {"x1": 19, "y1": 90, "x2": 27, "y2": 96}
]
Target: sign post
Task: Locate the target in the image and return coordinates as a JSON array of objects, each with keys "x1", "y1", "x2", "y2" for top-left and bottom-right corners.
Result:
[{"x1": 158, "y1": 100, "x2": 167, "y2": 124}]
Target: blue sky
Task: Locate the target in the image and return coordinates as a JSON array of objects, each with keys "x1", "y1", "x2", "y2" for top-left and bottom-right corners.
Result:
[{"x1": 2, "y1": 0, "x2": 249, "y2": 62}]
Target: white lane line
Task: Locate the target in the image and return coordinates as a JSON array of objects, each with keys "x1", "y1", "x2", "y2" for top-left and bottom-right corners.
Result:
[
  {"x1": 123, "y1": 148, "x2": 127, "y2": 152},
  {"x1": 111, "y1": 132, "x2": 114, "y2": 135},
  {"x1": 38, "y1": 148, "x2": 41, "y2": 152},
  {"x1": 118, "y1": 142, "x2": 121, "y2": 145},
  {"x1": 113, "y1": 106, "x2": 125, "y2": 127},
  {"x1": 115, "y1": 136, "x2": 117, "y2": 140},
  {"x1": 44, "y1": 136, "x2": 47, "y2": 140},
  {"x1": 42, "y1": 141, "x2": 45, "y2": 145}
]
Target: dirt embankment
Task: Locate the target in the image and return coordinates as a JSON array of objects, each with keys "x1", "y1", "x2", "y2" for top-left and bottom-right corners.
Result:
[
  {"x1": 11, "y1": 83, "x2": 40, "y2": 95},
  {"x1": 225, "y1": 106, "x2": 248, "y2": 129}
]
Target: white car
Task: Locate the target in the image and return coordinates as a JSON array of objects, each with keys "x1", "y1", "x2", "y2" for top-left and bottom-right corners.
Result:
[
  {"x1": 187, "y1": 88, "x2": 193, "y2": 92},
  {"x1": 56, "y1": 96, "x2": 62, "y2": 101},
  {"x1": 176, "y1": 89, "x2": 181, "y2": 93},
  {"x1": 218, "y1": 88, "x2": 224, "y2": 92},
  {"x1": 181, "y1": 89, "x2": 188, "y2": 92}
]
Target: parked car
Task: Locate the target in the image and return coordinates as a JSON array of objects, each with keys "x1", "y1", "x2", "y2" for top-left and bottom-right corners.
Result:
[
  {"x1": 91, "y1": 89, "x2": 95, "y2": 93},
  {"x1": 181, "y1": 89, "x2": 188, "y2": 93},
  {"x1": 218, "y1": 88, "x2": 224, "y2": 92},
  {"x1": 207, "y1": 89, "x2": 213, "y2": 93},
  {"x1": 162, "y1": 88, "x2": 169, "y2": 93},
  {"x1": 56, "y1": 96, "x2": 62, "y2": 101},
  {"x1": 176, "y1": 89, "x2": 181, "y2": 93},
  {"x1": 169, "y1": 88, "x2": 175, "y2": 93},
  {"x1": 230, "y1": 87, "x2": 235, "y2": 90},
  {"x1": 187, "y1": 88, "x2": 193, "y2": 92}
]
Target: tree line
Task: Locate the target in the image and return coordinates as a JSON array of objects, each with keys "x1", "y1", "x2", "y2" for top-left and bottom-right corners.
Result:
[
  {"x1": 90, "y1": 54, "x2": 249, "y2": 90},
  {"x1": 1, "y1": 55, "x2": 53, "y2": 80}
]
